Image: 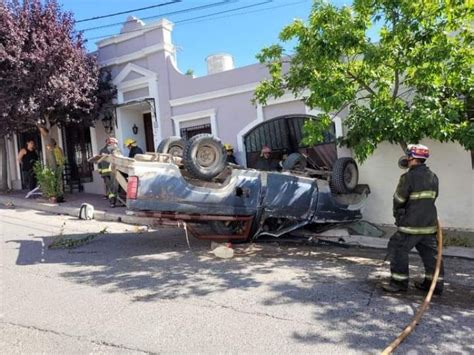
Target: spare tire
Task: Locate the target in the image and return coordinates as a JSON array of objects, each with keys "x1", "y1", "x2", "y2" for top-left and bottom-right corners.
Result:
[
  {"x1": 156, "y1": 136, "x2": 185, "y2": 157},
  {"x1": 183, "y1": 134, "x2": 227, "y2": 180},
  {"x1": 282, "y1": 153, "x2": 307, "y2": 171},
  {"x1": 330, "y1": 157, "x2": 359, "y2": 194}
]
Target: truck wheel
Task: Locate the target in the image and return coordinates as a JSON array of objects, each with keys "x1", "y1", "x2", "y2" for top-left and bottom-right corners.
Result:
[
  {"x1": 282, "y1": 153, "x2": 307, "y2": 171},
  {"x1": 209, "y1": 221, "x2": 250, "y2": 244},
  {"x1": 156, "y1": 136, "x2": 185, "y2": 157},
  {"x1": 330, "y1": 157, "x2": 358, "y2": 193},
  {"x1": 183, "y1": 134, "x2": 227, "y2": 180}
]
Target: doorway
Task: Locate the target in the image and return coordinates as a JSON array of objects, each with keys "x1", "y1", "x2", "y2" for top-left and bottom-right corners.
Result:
[
  {"x1": 61, "y1": 123, "x2": 93, "y2": 192},
  {"x1": 143, "y1": 113, "x2": 155, "y2": 152}
]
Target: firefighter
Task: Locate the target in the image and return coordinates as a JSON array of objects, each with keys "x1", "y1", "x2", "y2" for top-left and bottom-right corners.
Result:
[
  {"x1": 124, "y1": 138, "x2": 143, "y2": 158},
  {"x1": 98, "y1": 137, "x2": 120, "y2": 202},
  {"x1": 383, "y1": 144, "x2": 444, "y2": 295},
  {"x1": 224, "y1": 143, "x2": 238, "y2": 165}
]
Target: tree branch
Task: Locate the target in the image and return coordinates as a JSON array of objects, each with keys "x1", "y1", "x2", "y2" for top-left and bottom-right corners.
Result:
[
  {"x1": 393, "y1": 68, "x2": 400, "y2": 99},
  {"x1": 396, "y1": 88, "x2": 415, "y2": 99},
  {"x1": 347, "y1": 70, "x2": 377, "y2": 96},
  {"x1": 331, "y1": 101, "x2": 352, "y2": 120}
]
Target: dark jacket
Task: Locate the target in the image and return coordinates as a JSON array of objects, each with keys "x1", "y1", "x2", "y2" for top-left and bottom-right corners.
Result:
[
  {"x1": 255, "y1": 157, "x2": 280, "y2": 172},
  {"x1": 129, "y1": 146, "x2": 143, "y2": 158},
  {"x1": 226, "y1": 154, "x2": 238, "y2": 165},
  {"x1": 393, "y1": 164, "x2": 439, "y2": 234}
]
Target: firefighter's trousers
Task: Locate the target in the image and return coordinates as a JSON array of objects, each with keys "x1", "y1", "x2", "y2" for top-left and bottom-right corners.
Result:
[
  {"x1": 101, "y1": 172, "x2": 118, "y2": 198},
  {"x1": 387, "y1": 231, "x2": 444, "y2": 288}
]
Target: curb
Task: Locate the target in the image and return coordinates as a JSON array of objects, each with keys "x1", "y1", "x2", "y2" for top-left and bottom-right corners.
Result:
[
  {"x1": 343, "y1": 235, "x2": 474, "y2": 260},
  {"x1": 0, "y1": 195, "x2": 153, "y2": 226},
  {"x1": 1, "y1": 195, "x2": 473, "y2": 260}
]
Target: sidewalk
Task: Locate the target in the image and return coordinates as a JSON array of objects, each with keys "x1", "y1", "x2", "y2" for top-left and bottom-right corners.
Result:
[
  {"x1": 0, "y1": 191, "x2": 152, "y2": 225},
  {"x1": 1, "y1": 190, "x2": 473, "y2": 259}
]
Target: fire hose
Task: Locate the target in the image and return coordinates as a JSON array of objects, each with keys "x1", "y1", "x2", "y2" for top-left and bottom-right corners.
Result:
[{"x1": 381, "y1": 220, "x2": 443, "y2": 354}]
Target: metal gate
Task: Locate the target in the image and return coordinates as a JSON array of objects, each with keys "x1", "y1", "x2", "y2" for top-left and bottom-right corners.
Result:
[
  {"x1": 61, "y1": 123, "x2": 94, "y2": 185},
  {"x1": 243, "y1": 114, "x2": 337, "y2": 169}
]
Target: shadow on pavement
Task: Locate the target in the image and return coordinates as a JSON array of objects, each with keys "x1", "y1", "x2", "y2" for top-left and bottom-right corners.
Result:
[{"x1": 7, "y1": 225, "x2": 474, "y2": 353}]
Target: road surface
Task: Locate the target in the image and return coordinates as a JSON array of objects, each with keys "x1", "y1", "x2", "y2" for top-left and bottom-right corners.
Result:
[{"x1": 1, "y1": 207, "x2": 473, "y2": 353}]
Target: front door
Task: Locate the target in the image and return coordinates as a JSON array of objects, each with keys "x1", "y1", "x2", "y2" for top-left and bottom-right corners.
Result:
[
  {"x1": 143, "y1": 113, "x2": 155, "y2": 152},
  {"x1": 62, "y1": 124, "x2": 93, "y2": 190}
]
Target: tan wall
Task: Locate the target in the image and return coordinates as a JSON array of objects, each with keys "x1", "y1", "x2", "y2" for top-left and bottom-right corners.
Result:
[{"x1": 359, "y1": 140, "x2": 473, "y2": 230}]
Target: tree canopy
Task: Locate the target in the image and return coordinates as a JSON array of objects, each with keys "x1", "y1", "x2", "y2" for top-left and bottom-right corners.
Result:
[
  {"x1": 254, "y1": 0, "x2": 473, "y2": 161},
  {"x1": 0, "y1": 0, "x2": 115, "y2": 135}
]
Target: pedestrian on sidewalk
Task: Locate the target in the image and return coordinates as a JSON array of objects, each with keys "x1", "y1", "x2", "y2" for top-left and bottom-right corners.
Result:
[
  {"x1": 17, "y1": 139, "x2": 39, "y2": 192},
  {"x1": 383, "y1": 144, "x2": 444, "y2": 295}
]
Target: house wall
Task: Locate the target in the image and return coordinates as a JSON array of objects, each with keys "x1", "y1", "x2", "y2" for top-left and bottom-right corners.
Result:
[
  {"x1": 85, "y1": 16, "x2": 473, "y2": 230},
  {"x1": 360, "y1": 141, "x2": 473, "y2": 229}
]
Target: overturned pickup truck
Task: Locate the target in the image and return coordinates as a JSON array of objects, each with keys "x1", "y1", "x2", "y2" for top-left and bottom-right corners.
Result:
[{"x1": 92, "y1": 134, "x2": 369, "y2": 241}]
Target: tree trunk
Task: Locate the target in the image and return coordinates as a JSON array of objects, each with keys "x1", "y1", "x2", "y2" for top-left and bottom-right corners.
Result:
[
  {"x1": 38, "y1": 116, "x2": 57, "y2": 170},
  {"x1": 399, "y1": 141, "x2": 407, "y2": 153},
  {"x1": 0, "y1": 137, "x2": 8, "y2": 191}
]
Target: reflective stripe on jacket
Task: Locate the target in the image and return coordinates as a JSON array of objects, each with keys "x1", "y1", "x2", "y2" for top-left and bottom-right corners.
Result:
[{"x1": 393, "y1": 164, "x2": 439, "y2": 234}]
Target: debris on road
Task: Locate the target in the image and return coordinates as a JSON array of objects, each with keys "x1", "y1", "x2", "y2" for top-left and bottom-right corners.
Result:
[{"x1": 211, "y1": 241, "x2": 234, "y2": 259}]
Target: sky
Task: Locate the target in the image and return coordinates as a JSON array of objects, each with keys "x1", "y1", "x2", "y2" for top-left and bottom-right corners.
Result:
[{"x1": 60, "y1": 0, "x2": 353, "y2": 77}]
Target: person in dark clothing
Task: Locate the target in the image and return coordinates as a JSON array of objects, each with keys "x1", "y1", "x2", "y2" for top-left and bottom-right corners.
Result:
[
  {"x1": 383, "y1": 144, "x2": 444, "y2": 295},
  {"x1": 224, "y1": 143, "x2": 238, "y2": 165},
  {"x1": 124, "y1": 138, "x2": 143, "y2": 158},
  {"x1": 17, "y1": 139, "x2": 39, "y2": 191},
  {"x1": 255, "y1": 146, "x2": 280, "y2": 171}
]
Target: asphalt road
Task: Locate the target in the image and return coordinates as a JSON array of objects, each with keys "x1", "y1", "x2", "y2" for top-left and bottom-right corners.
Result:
[{"x1": 1, "y1": 207, "x2": 473, "y2": 354}]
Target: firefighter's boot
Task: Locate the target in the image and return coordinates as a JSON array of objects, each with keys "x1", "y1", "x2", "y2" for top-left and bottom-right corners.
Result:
[
  {"x1": 383, "y1": 281, "x2": 408, "y2": 293},
  {"x1": 414, "y1": 279, "x2": 443, "y2": 296}
]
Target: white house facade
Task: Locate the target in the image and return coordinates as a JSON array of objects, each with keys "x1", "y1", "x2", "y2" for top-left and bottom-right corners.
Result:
[{"x1": 5, "y1": 16, "x2": 473, "y2": 230}]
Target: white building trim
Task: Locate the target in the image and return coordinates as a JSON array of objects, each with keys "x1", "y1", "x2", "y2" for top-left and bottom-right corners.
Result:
[
  {"x1": 56, "y1": 126, "x2": 64, "y2": 151},
  {"x1": 90, "y1": 127, "x2": 99, "y2": 156},
  {"x1": 265, "y1": 90, "x2": 310, "y2": 106},
  {"x1": 100, "y1": 42, "x2": 175, "y2": 67},
  {"x1": 113, "y1": 63, "x2": 157, "y2": 86},
  {"x1": 171, "y1": 109, "x2": 217, "y2": 137},
  {"x1": 96, "y1": 19, "x2": 173, "y2": 48},
  {"x1": 13, "y1": 134, "x2": 21, "y2": 180},
  {"x1": 169, "y1": 82, "x2": 260, "y2": 107},
  {"x1": 237, "y1": 94, "x2": 306, "y2": 166},
  {"x1": 147, "y1": 78, "x2": 162, "y2": 147}
]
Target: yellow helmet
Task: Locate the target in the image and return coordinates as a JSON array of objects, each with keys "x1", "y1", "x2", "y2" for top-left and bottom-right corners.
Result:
[
  {"x1": 224, "y1": 143, "x2": 233, "y2": 151},
  {"x1": 124, "y1": 138, "x2": 136, "y2": 147}
]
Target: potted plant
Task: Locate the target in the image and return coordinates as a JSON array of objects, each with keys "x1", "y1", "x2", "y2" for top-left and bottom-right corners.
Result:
[{"x1": 33, "y1": 162, "x2": 64, "y2": 202}]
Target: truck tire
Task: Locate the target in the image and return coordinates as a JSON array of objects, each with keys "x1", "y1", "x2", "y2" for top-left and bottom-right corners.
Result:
[
  {"x1": 209, "y1": 221, "x2": 250, "y2": 244},
  {"x1": 282, "y1": 153, "x2": 307, "y2": 171},
  {"x1": 330, "y1": 157, "x2": 358, "y2": 194},
  {"x1": 183, "y1": 134, "x2": 227, "y2": 180},
  {"x1": 156, "y1": 136, "x2": 185, "y2": 157}
]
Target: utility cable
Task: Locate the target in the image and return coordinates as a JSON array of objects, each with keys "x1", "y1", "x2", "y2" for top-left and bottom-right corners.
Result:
[
  {"x1": 174, "y1": 0, "x2": 271, "y2": 25},
  {"x1": 79, "y1": 0, "x2": 233, "y2": 32},
  {"x1": 76, "y1": 0, "x2": 181, "y2": 23},
  {"x1": 85, "y1": 0, "x2": 271, "y2": 41},
  {"x1": 175, "y1": 0, "x2": 308, "y2": 27}
]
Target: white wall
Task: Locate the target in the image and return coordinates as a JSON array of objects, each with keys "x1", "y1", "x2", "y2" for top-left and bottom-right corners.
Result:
[
  {"x1": 83, "y1": 171, "x2": 106, "y2": 195},
  {"x1": 117, "y1": 107, "x2": 147, "y2": 156},
  {"x1": 359, "y1": 140, "x2": 473, "y2": 230}
]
